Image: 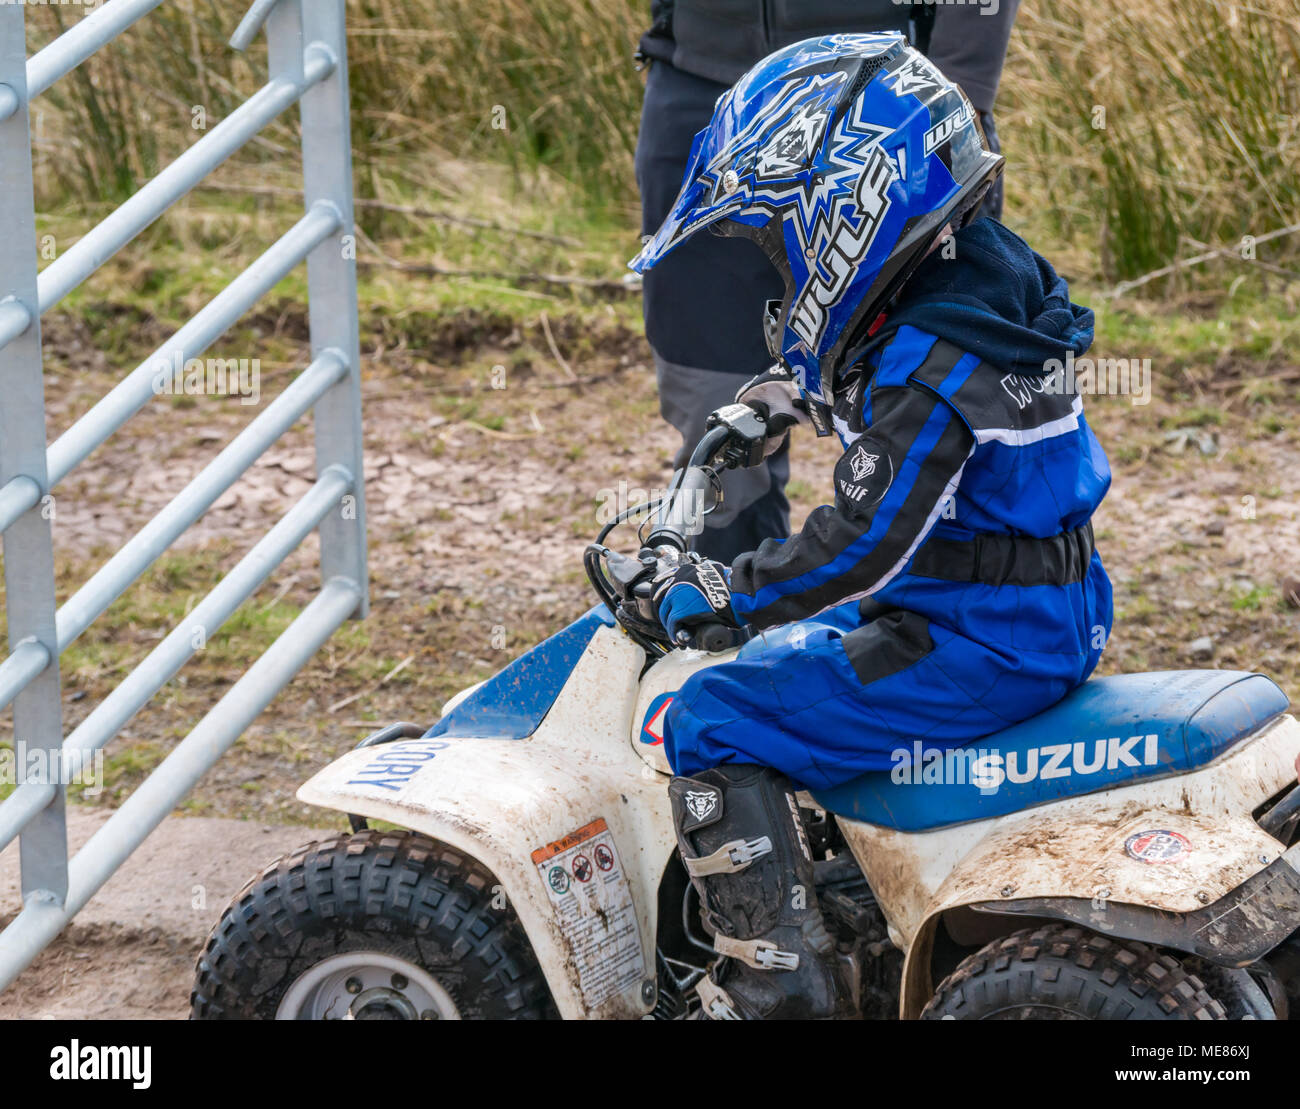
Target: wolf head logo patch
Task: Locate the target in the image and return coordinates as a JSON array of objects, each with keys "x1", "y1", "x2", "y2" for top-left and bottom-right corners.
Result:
[
  {"x1": 837, "y1": 437, "x2": 893, "y2": 509},
  {"x1": 849, "y1": 444, "x2": 879, "y2": 481},
  {"x1": 671, "y1": 779, "x2": 724, "y2": 833},
  {"x1": 685, "y1": 790, "x2": 718, "y2": 821}
]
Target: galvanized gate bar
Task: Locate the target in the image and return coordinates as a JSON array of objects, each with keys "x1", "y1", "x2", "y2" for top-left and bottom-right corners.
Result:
[
  {"x1": 35, "y1": 51, "x2": 335, "y2": 314},
  {"x1": 0, "y1": 2, "x2": 66, "y2": 905},
  {"x1": 0, "y1": 463, "x2": 356, "y2": 856},
  {"x1": 0, "y1": 0, "x2": 368, "y2": 988},
  {"x1": 55, "y1": 351, "x2": 350, "y2": 649},
  {"x1": 0, "y1": 786, "x2": 55, "y2": 867},
  {"x1": 25, "y1": 0, "x2": 168, "y2": 100},
  {"x1": 0, "y1": 642, "x2": 49, "y2": 720},
  {"x1": 0, "y1": 577, "x2": 362, "y2": 991},
  {"x1": 0, "y1": 203, "x2": 341, "y2": 540},
  {"x1": 229, "y1": 0, "x2": 283, "y2": 53},
  {"x1": 0, "y1": 300, "x2": 30, "y2": 349},
  {"x1": 0, "y1": 210, "x2": 346, "y2": 722},
  {"x1": 0, "y1": 471, "x2": 38, "y2": 528},
  {"x1": 286, "y1": 0, "x2": 369, "y2": 611},
  {"x1": 43, "y1": 204, "x2": 343, "y2": 488}
]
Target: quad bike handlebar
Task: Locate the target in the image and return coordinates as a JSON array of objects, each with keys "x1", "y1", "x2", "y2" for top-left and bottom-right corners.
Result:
[{"x1": 585, "y1": 405, "x2": 772, "y2": 657}]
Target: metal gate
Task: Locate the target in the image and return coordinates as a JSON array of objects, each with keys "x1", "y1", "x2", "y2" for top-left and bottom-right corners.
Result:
[{"x1": 0, "y1": 0, "x2": 367, "y2": 988}]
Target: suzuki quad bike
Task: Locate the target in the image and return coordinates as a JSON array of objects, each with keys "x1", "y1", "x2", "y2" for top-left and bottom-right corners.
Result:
[{"x1": 192, "y1": 409, "x2": 1300, "y2": 1020}]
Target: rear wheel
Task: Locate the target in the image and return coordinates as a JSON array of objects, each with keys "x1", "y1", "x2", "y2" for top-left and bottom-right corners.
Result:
[
  {"x1": 191, "y1": 830, "x2": 555, "y2": 1020},
  {"x1": 922, "y1": 923, "x2": 1228, "y2": 1020}
]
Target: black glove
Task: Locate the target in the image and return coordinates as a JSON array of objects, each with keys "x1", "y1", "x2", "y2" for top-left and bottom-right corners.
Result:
[{"x1": 652, "y1": 557, "x2": 740, "y2": 645}]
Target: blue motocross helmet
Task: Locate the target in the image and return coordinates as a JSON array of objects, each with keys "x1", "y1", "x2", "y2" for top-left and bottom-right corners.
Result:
[{"x1": 630, "y1": 33, "x2": 1002, "y2": 404}]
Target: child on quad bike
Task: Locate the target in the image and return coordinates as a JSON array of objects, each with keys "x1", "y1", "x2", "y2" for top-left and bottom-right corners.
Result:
[{"x1": 629, "y1": 33, "x2": 1114, "y2": 1020}]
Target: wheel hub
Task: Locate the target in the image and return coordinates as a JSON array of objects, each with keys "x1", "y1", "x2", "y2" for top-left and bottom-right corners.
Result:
[{"x1": 276, "y1": 952, "x2": 460, "y2": 1021}]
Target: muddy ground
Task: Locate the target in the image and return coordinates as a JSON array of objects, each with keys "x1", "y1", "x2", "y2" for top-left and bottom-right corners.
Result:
[{"x1": 1, "y1": 297, "x2": 1298, "y2": 1016}]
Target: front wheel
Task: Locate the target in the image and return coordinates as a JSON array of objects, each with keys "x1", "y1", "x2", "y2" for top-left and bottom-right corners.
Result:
[
  {"x1": 191, "y1": 830, "x2": 555, "y2": 1020},
  {"x1": 922, "y1": 923, "x2": 1228, "y2": 1020}
]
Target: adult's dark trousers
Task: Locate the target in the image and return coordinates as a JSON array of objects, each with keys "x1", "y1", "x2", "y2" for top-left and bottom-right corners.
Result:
[{"x1": 635, "y1": 59, "x2": 790, "y2": 565}]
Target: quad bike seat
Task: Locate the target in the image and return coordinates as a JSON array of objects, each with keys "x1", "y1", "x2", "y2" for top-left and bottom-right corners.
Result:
[{"x1": 811, "y1": 670, "x2": 1290, "y2": 831}]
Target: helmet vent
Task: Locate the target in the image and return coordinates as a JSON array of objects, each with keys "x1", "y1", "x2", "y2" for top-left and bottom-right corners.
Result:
[{"x1": 844, "y1": 53, "x2": 893, "y2": 103}]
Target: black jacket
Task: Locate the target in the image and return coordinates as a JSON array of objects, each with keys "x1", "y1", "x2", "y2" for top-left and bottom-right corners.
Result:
[{"x1": 638, "y1": 0, "x2": 1019, "y2": 114}]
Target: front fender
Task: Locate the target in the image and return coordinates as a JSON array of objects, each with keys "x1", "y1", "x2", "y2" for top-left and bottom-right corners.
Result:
[{"x1": 297, "y1": 625, "x2": 677, "y2": 1019}]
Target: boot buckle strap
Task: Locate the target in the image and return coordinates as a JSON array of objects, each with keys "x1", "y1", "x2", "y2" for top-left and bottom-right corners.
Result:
[
  {"x1": 714, "y1": 934, "x2": 800, "y2": 971},
  {"x1": 682, "y1": 835, "x2": 772, "y2": 877},
  {"x1": 695, "y1": 976, "x2": 741, "y2": 1020}
]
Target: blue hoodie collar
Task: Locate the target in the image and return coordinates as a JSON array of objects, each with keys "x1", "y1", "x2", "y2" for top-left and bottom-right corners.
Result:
[{"x1": 880, "y1": 218, "x2": 1094, "y2": 378}]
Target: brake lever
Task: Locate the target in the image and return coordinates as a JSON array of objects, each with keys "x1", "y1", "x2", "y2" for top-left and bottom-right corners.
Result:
[
  {"x1": 705, "y1": 403, "x2": 770, "y2": 470},
  {"x1": 604, "y1": 548, "x2": 656, "y2": 598}
]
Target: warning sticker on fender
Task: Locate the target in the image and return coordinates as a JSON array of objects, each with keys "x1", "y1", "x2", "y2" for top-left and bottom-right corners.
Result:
[{"x1": 531, "y1": 818, "x2": 644, "y2": 1009}]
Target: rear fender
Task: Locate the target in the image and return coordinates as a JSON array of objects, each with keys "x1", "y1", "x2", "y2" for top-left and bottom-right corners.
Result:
[{"x1": 838, "y1": 714, "x2": 1300, "y2": 1018}]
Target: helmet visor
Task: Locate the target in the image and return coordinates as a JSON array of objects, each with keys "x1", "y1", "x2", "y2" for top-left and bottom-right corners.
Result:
[{"x1": 628, "y1": 109, "x2": 753, "y2": 274}]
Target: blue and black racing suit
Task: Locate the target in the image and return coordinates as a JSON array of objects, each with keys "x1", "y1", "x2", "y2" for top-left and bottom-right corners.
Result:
[{"x1": 663, "y1": 219, "x2": 1115, "y2": 791}]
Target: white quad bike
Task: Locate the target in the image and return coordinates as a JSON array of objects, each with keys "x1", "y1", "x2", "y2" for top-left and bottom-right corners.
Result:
[{"x1": 193, "y1": 410, "x2": 1300, "y2": 1020}]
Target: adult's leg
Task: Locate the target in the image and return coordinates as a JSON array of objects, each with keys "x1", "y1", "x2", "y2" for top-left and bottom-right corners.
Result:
[
  {"x1": 636, "y1": 61, "x2": 790, "y2": 562},
  {"x1": 922, "y1": 0, "x2": 1020, "y2": 222},
  {"x1": 977, "y1": 110, "x2": 1004, "y2": 221},
  {"x1": 656, "y1": 358, "x2": 790, "y2": 562}
]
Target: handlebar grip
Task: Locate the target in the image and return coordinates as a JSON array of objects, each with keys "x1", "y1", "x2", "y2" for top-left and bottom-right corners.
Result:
[{"x1": 691, "y1": 622, "x2": 735, "y2": 653}]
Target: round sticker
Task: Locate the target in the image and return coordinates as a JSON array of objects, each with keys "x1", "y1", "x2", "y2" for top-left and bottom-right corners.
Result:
[
  {"x1": 547, "y1": 865, "x2": 570, "y2": 893},
  {"x1": 1124, "y1": 829, "x2": 1192, "y2": 864}
]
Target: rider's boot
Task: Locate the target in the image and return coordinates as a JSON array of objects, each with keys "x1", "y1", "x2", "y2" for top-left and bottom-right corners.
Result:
[{"x1": 668, "y1": 764, "x2": 858, "y2": 1020}]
